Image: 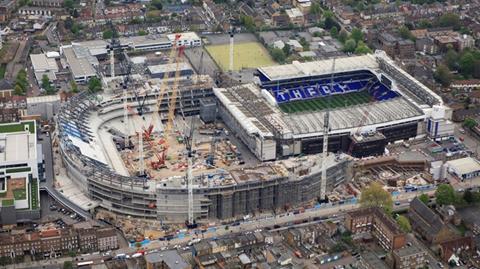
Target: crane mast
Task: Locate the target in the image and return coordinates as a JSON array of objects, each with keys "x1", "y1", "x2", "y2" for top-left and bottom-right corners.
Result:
[{"x1": 320, "y1": 58, "x2": 335, "y2": 200}]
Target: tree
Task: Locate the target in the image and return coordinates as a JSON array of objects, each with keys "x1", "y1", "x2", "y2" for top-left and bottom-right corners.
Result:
[
  {"x1": 88, "y1": 77, "x2": 102, "y2": 92},
  {"x1": 399, "y1": 26, "x2": 414, "y2": 41},
  {"x1": 138, "y1": 30, "x2": 147, "y2": 36},
  {"x1": 70, "y1": 80, "x2": 78, "y2": 93},
  {"x1": 350, "y1": 27, "x2": 363, "y2": 43},
  {"x1": 463, "y1": 190, "x2": 474, "y2": 204},
  {"x1": 310, "y1": 2, "x2": 322, "y2": 16},
  {"x1": 343, "y1": 39, "x2": 356, "y2": 53},
  {"x1": 438, "y1": 13, "x2": 460, "y2": 30},
  {"x1": 103, "y1": 29, "x2": 114, "y2": 40},
  {"x1": 359, "y1": 182, "x2": 393, "y2": 213},
  {"x1": 435, "y1": 184, "x2": 456, "y2": 206},
  {"x1": 150, "y1": 0, "x2": 163, "y2": 10},
  {"x1": 64, "y1": 0, "x2": 74, "y2": 11},
  {"x1": 396, "y1": 215, "x2": 412, "y2": 233},
  {"x1": 240, "y1": 15, "x2": 255, "y2": 32},
  {"x1": 445, "y1": 49, "x2": 458, "y2": 70},
  {"x1": 71, "y1": 23, "x2": 80, "y2": 35},
  {"x1": 324, "y1": 16, "x2": 338, "y2": 30},
  {"x1": 271, "y1": 48, "x2": 286, "y2": 63},
  {"x1": 64, "y1": 17, "x2": 73, "y2": 30},
  {"x1": 14, "y1": 84, "x2": 24, "y2": 95},
  {"x1": 63, "y1": 261, "x2": 73, "y2": 269},
  {"x1": 459, "y1": 52, "x2": 476, "y2": 77},
  {"x1": 434, "y1": 64, "x2": 452, "y2": 87},
  {"x1": 355, "y1": 41, "x2": 372, "y2": 55},
  {"x1": 338, "y1": 29, "x2": 349, "y2": 43},
  {"x1": 299, "y1": 37, "x2": 309, "y2": 51},
  {"x1": 41, "y1": 74, "x2": 54, "y2": 94},
  {"x1": 330, "y1": 26, "x2": 338, "y2": 38},
  {"x1": 282, "y1": 43, "x2": 291, "y2": 56},
  {"x1": 463, "y1": 118, "x2": 477, "y2": 129},
  {"x1": 418, "y1": 193, "x2": 429, "y2": 204},
  {"x1": 135, "y1": 242, "x2": 142, "y2": 249}
]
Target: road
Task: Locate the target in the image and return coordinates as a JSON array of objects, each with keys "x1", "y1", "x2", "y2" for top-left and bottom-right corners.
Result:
[{"x1": 38, "y1": 132, "x2": 92, "y2": 220}]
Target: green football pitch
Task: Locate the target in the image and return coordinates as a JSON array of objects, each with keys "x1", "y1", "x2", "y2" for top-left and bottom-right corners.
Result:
[{"x1": 278, "y1": 91, "x2": 372, "y2": 114}]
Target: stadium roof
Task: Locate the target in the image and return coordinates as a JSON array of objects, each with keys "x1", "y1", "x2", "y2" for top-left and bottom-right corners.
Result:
[
  {"x1": 282, "y1": 97, "x2": 424, "y2": 138},
  {"x1": 258, "y1": 55, "x2": 378, "y2": 81}
]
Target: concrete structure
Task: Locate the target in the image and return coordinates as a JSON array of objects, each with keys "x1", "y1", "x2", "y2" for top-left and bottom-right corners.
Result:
[
  {"x1": 345, "y1": 207, "x2": 406, "y2": 251},
  {"x1": 445, "y1": 157, "x2": 480, "y2": 180},
  {"x1": 27, "y1": 95, "x2": 61, "y2": 120},
  {"x1": 286, "y1": 8, "x2": 304, "y2": 26},
  {"x1": 0, "y1": 121, "x2": 41, "y2": 225},
  {"x1": 147, "y1": 62, "x2": 194, "y2": 79}
]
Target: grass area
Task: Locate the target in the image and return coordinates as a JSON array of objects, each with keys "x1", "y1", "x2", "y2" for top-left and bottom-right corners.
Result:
[
  {"x1": 30, "y1": 179, "x2": 38, "y2": 210},
  {"x1": 0, "y1": 64, "x2": 6, "y2": 79},
  {"x1": 12, "y1": 188, "x2": 26, "y2": 200},
  {"x1": 2, "y1": 199, "x2": 14, "y2": 207},
  {"x1": 0, "y1": 121, "x2": 35, "y2": 134},
  {"x1": 6, "y1": 167, "x2": 31, "y2": 174},
  {"x1": 0, "y1": 191, "x2": 6, "y2": 198},
  {"x1": 206, "y1": 42, "x2": 276, "y2": 71},
  {"x1": 279, "y1": 91, "x2": 372, "y2": 114}
]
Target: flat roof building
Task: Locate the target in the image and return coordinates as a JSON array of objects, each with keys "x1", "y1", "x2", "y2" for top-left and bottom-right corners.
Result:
[
  {"x1": 30, "y1": 53, "x2": 58, "y2": 82},
  {"x1": 445, "y1": 157, "x2": 480, "y2": 180},
  {"x1": 61, "y1": 45, "x2": 97, "y2": 83},
  {"x1": 0, "y1": 121, "x2": 41, "y2": 225}
]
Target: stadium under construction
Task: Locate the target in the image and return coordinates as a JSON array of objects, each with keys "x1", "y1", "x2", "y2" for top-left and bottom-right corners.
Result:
[{"x1": 55, "y1": 51, "x2": 452, "y2": 223}]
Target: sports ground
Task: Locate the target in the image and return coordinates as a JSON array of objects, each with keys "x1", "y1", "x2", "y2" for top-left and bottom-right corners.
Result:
[
  {"x1": 279, "y1": 91, "x2": 372, "y2": 114},
  {"x1": 205, "y1": 42, "x2": 276, "y2": 71}
]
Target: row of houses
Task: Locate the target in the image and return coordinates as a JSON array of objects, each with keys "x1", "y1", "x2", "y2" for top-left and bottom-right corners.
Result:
[{"x1": 0, "y1": 226, "x2": 118, "y2": 258}]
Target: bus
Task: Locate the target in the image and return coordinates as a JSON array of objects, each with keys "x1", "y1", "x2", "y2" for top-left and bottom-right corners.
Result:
[{"x1": 77, "y1": 261, "x2": 94, "y2": 267}]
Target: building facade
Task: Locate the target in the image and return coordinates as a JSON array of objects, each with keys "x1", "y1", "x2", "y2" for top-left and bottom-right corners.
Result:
[{"x1": 345, "y1": 207, "x2": 406, "y2": 251}]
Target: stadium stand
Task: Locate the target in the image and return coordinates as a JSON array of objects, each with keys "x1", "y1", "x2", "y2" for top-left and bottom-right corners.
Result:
[{"x1": 259, "y1": 70, "x2": 399, "y2": 104}]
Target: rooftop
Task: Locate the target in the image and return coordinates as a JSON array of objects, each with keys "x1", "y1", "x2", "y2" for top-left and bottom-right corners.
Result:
[
  {"x1": 62, "y1": 46, "x2": 97, "y2": 79},
  {"x1": 144, "y1": 250, "x2": 189, "y2": 268},
  {"x1": 0, "y1": 121, "x2": 37, "y2": 162},
  {"x1": 258, "y1": 56, "x2": 378, "y2": 81},
  {"x1": 393, "y1": 244, "x2": 425, "y2": 257},
  {"x1": 446, "y1": 157, "x2": 480, "y2": 176},
  {"x1": 148, "y1": 62, "x2": 192, "y2": 74},
  {"x1": 30, "y1": 54, "x2": 58, "y2": 72}
]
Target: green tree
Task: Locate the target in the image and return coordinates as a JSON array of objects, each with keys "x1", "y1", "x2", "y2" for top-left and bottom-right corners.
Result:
[
  {"x1": 71, "y1": 23, "x2": 80, "y2": 35},
  {"x1": 343, "y1": 39, "x2": 356, "y2": 53},
  {"x1": 360, "y1": 182, "x2": 393, "y2": 213},
  {"x1": 64, "y1": 0, "x2": 74, "y2": 11},
  {"x1": 14, "y1": 84, "x2": 24, "y2": 95},
  {"x1": 459, "y1": 52, "x2": 476, "y2": 77},
  {"x1": 338, "y1": 29, "x2": 348, "y2": 43},
  {"x1": 41, "y1": 74, "x2": 54, "y2": 94},
  {"x1": 445, "y1": 49, "x2": 458, "y2": 70},
  {"x1": 399, "y1": 26, "x2": 414, "y2": 41},
  {"x1": 396, "y1": 215, "x2": 412, "y2": 233},
  {"x1": 355, "y1": 41, "x2": 372, "y2": 55},
  {"x1": 138, "y1": 30, "x2": 147, "y2": 36},
  {"x1": 350, "y1": 27, "x2": 363, "y2": 42},
  {"x1": 282, "y1": 43, "x2": 291, "y2": 56},
  {"x1": 271, "y1": 48, "x2": 286, "y2": 63},
  {"x1": 463, "y1": 190, "x2": 474, "y2": 204},
  {"x1": 438, "y1": 13, "x2": 460, "y2": 30},
  {"x1": 330, "y1": 26, "x2": 338, "y2": 38},
  {"x1": 88, "y1": 77, "x2": 102, "y2": 92},
  {"x1": 435, "y1": 184, "x2": 457, "y2": 206},
  {"x1": 150, "y1": 0, "x2": 163, "y2": 10},
  {"x1": 103, "y1": 29, "x2": 114, "y2": 40},
  {"x1": 299, "y1": 37, "x2": 309, "y2": 51},
  {"x1": 63, "y1": 261, "x2": 73, "y2": 269},
  {"x1": 240, "y1": 15, "x2": 255, "y2": 32},
  {"x1": 434, "y1": 64, "x2": 452, "y2": 87},
  {"x1": 135, "y1": 242, "x2": 142, "y2": 249},
  {"x1": 70, "y1": 80, "x2": 78, "y2": 93},
  {"x1": 463, "y1": 118, "x2": 477, "y2": 129},
  {"x1": 418, "y1": 193, "x2": 429, "y2": 204},
  {"x1": 310, "y1": 2, "x2": 322, "y2": 16}
]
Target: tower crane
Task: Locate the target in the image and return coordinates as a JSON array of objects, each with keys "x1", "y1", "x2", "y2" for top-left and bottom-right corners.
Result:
[{"x1": 320, "y1": 58, "x2": 335, "y2": 201}]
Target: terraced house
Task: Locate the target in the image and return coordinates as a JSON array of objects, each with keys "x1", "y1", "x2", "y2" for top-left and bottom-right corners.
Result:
[{"x1": 0, "y1": 120, "x2": 42, "y2": 225}]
